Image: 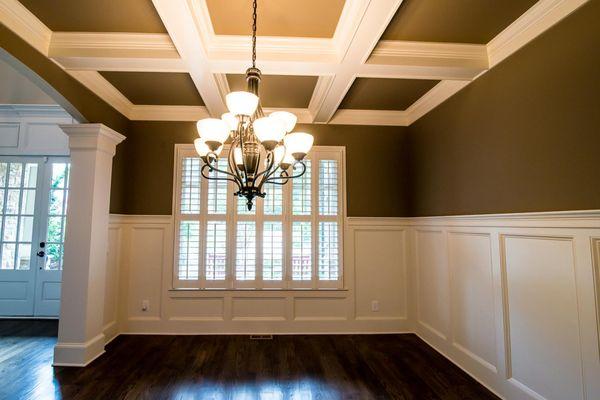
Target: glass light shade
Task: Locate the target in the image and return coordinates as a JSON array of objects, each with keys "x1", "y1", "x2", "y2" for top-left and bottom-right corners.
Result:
[
  {"x1": 226, "y1": 91, "x2": 259, "y2": 116},
  {"x1": 270, "y1": 111, "x2": 297, "y2": 133},
  {"x1": 221, "y1": 112, "x2": 239, "y2": 131},
  {"x1": 234, "y1": 147, "x2": 243, "y2": 167},
  {"x1": 194, "y1": 138, "x2": 222, "y2": 157},
  {"x1": 283, "y1": 132, "x2": 314, "y2": 158},
  {"x1": 253, "y1": 116, "x2": 286, "y2": 146},
  {"x1": 196, "y1": 118, "x2": 229, "y2": 146}
]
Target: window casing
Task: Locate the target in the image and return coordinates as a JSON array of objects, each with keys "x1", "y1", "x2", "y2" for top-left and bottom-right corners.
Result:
[{"x1": 173, "y1": 144, "x2": 345, "y2": 290}]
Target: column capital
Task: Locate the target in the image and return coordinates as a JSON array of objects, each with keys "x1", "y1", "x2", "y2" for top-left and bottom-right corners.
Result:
[{"x1": 60, "y1": 123, "x2": 126, "y2": 156}]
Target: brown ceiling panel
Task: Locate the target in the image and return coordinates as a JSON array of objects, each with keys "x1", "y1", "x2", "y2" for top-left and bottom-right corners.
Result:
[
  {"x1": 339, "y1": 78, "x2": 439, "y2": 111},
  {"x1": 381, "y1": 0, "x2": 539, "y2": 44},
  {"x1": 100, "y1": 72, "x2": 204, "y2": 106},
  {"x1": 227, "y1": 74, "x2": 318, "y2": 108},
  {"x1": 19, "y1": 0, "x2": 167, "y2": 33},
  {"x1": 206, "y1": 0, "x2": 345, "y2": 38}
]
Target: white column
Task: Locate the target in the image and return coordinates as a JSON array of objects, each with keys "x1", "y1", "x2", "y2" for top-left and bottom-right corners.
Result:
[{"x1": 53, "y1": 124, "x2": 125, "y2": 366}]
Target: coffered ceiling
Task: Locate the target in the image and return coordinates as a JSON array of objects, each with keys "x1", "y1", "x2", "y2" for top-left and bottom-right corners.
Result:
[{"x1": 1, "y1": 0, "x2": 589, "y2": 126}]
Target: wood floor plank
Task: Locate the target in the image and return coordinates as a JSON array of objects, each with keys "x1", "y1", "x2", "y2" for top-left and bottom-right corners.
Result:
[{"x1": 0, "y1": 320, "x2": 499, "y2": 400}]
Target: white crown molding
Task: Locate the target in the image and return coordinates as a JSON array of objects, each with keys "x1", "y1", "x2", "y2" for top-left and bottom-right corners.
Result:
[
  {"x1": 67, "y1": 70, "x2": 133, "y2": 117},
  {"x1": 405, "y1": 80, "x2": 470, "y2": 125},
  {"x1": 48, "y1": 32, "x2": 185, "y2": 72},
  {"x1": 0, "y1": 0, "x2": 52, "y2": 54},
  {"x1": 0, "y1": 104, "x2": 71, "y2": 119},
  {"x1": 330, "y1": 109, "x2": 410, "y2": 127},
  {"x1": 129, "y1": 105, "x2": 209, "y2": 121},
  {"x1": 487, "y1": 0, "x2": 589, "y2": 68}
]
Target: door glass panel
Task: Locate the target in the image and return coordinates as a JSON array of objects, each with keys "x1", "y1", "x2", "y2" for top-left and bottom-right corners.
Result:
[
  {"x1": 44, "y1": 163, "x2": 70, "y2": 270},
  {"x1": 0, "y1": 162, "x2": 39, "y2": 271}
]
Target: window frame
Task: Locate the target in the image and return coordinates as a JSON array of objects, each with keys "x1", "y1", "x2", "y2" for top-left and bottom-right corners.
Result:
[{"x1": 172, "y1": 144, "x2": 346, "y2": 290}]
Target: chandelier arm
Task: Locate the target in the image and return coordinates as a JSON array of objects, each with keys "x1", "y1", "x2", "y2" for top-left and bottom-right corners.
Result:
[
  {"x1": 264, "y1": 162, "x2": 307, "y2": 184},
  {"x1": 254, "y1": 150, "x2": 275, "y2": 182},
  {"x1": 202, "y1": 160, "x2": 242, "y2": 187}
]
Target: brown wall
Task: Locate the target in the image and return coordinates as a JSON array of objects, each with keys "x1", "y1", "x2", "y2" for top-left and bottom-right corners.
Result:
[
  {"x1": 117, "y1": 122, "x2": 411, "y2": 216},
  {"x1": 408, "y1": 0, "x2": 600, "y2": 216}
]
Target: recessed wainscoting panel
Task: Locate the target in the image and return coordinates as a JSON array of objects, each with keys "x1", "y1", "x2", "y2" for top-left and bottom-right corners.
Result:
[
  {"x1": 126, "y1": 226, "x2": 167, "y2": 320},
  {"x1": 354, "y1": 228, "x2": 407, "y2": 320},
  {"x1": 110, "y1": 215, "x2": 410, "y2": 334},
  {"x1": 0, "y1": 123, "x2": 20, "y2": 147},
  {"x1": 416, "y1": 230, "x2": 449, "y2": 340},
  {"x1": 294, "y1": 297, "x2": 348, "y2": 320},
  {"x1": 448, "y1": 232, "x2": 497, "y2": 372},
  {"x1": 0, "y1": 281, "x2": 28, "y2": 300},
  {"x1": 502, "y1": 235, "x2": 583, "y2": 400},
  {"x1": 232, "y1": 297, "x2": 287, "y2": 321},
  {"x1": 41, "y1": 282, "x2": 61, "y2": 301},
  {"x1": 411, "y1": 212, "x2": 600, "y2": 400}
]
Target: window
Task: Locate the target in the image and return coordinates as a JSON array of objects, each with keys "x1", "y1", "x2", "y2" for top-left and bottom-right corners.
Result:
[{"x1": 173, "y1": 145, "x2": 344, "y2": 289}]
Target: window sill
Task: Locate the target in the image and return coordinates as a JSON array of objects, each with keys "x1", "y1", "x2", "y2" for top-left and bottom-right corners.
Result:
[{"x1": 168, "y1": 288, "x2": 349, "y2": 299}]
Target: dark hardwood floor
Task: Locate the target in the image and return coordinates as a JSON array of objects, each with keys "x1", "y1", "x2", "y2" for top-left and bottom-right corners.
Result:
[{"x1": 0, "y1": 320, "x2": 498, "y2": 400}]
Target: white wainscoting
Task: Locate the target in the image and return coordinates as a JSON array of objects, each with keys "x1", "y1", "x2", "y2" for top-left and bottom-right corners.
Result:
[
  {"x1": 0, "y1": 105, "x2": 74, "y2": 156},
  {"x1": 410, "y1": 211, "x2": 600, "y2": 400},
  {"x1": 107, "y1": 215, "x2": 410, "y2": 335},
  {"x1": 105, "y1": 211, "x2": 600, "y2": 399}
]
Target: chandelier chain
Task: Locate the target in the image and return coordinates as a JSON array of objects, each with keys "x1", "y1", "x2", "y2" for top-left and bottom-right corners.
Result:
[{"x1": 252, "y1": 0, "x2": 257, "y2": 68}]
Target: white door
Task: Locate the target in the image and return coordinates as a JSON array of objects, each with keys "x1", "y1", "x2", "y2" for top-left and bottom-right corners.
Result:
[
  {"x1": 0, "y1": 157, "x2": 70, "y2": 317},
  {"x1": 0, "y1": 158, "x2": 44, "y2": 315},
  {"x1": 34, "y1": 159, "x2": 70, "y2": 316}
]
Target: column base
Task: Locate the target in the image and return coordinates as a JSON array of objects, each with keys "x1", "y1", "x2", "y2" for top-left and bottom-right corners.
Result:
[{"x1": 53, "y1": 333, "x2": 106, "y2": 367}]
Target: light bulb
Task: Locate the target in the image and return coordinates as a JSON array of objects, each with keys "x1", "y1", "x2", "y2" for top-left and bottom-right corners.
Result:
[
  {"x1": 221, "y1": 112, "x2": 239, "y2": 131},
  {"x1": 194, "y1": 138, "x2": 222, "y2": 158},
  {"x1": 270, "y1": 111, "x2": 297, "y2": 133},
  {"x1": 234, "y1": 147, "x2": 243, "y2": 167},
  {"x1": 283, "y1": 132, "x2": 314, "y2": 160},
  {"x1": 196, "y1": 118, "x2": 229, "y2": 150},
  {"x1": 226, "y1": 91, "x2": 259, "y2": 116},
  {"x1": 253, "y1": 116, "x2": 285, "y2": 150}
]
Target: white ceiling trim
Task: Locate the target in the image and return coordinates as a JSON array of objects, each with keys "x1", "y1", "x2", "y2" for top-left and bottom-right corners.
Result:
[
  {"x1": 330, "y1": 109, "x2": 410, "y2": 126},
  {"x1": 0, "y1": 0, "x2": 590, "y2": 126},
  {"x1": 487, "y1": 0, "x2": 588, "y2": 68},
  {"x1": 151, "y1": 0, "x2": 228, "y2": 117},
  {"x1": 0, "y1": 0, "x2": 51, "y2": 54}
]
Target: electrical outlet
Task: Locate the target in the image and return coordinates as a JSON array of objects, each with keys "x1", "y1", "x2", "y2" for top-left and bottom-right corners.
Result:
[
  {"x1": 371, "y1": 300, "x2": 379, "y2": 312},
  {"x1": 142, "y1": 300, "x2": 149, "y2": 312}
]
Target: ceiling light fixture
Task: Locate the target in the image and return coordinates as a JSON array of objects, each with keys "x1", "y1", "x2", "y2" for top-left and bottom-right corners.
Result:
[{"x1": 194, "y1": 0, "x2": 313, "y2": 210}]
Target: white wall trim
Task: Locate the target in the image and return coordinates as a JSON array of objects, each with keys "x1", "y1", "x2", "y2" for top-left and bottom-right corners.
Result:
[{"x1": 0, "y1": 0, "x2": 52, "y2": 54}]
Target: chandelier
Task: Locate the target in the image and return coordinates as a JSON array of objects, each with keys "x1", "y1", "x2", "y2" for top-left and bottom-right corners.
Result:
[{"x1": 193, "y1": 0, "x2": 313, "y2": 211}]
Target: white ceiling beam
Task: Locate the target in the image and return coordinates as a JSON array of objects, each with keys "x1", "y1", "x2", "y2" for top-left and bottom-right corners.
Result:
[
  {"x1": 487, "y1": 0, "x2": 589, "y2": 68},
  {"x1": 330, "y1": 109, "x2": 410, "y2": 126},
  {"x1": 309, "y1": 0, "x2": 404, "y2": 123},
  {"x1": 65, "y1": 70, "x2": 133, "y2": 117},
  {"x1": 0, "y1": 0, "x2": 52, "y2": 54},
  {"x1": 405, "y1": 80, "x2": 470, "y2": 125},
  {"x1": 152, "y1": 0, "x2": 227, "y2": 117},
  {"x1": 362, "y1": 40, "x2": 488, "y2": 80},
  {"x1": 49, "y1": 32, "x2": 186, "y2": 72}
]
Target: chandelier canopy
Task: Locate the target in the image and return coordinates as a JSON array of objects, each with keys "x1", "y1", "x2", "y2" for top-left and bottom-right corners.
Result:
[{"x1": 194, "y1": 0, "x2": 313, "y2": 211}]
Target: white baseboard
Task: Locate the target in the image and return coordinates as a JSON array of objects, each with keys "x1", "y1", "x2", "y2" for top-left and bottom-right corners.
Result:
[{"x1": 53, "y1": 333, "x2": 106, "y2": 367}]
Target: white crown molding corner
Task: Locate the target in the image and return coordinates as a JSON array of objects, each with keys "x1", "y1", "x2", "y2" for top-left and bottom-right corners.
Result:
[
  {"x1": 487, "y1": 0, "x2": 590, "y2": 68},
  {"x1": 0, "y1": 0, "x2": 52, "y2": 54},
  {"x1": 329, "y1": 109, "x2": 410, "y2": 127}
]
